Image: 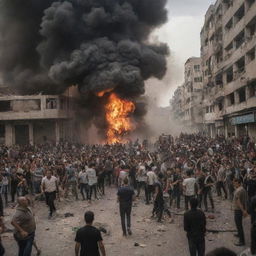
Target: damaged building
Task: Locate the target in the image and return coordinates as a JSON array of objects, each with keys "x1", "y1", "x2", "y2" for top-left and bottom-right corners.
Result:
[
  {"x1": 0, "y1": 87, "x2": 81, "y2": 146},
  {"x1": 172, "y1": 0, "x2": 256, "y2": 139}
]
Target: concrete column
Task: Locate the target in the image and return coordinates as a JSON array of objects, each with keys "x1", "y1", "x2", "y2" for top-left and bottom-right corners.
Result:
[
  {"x1": 224, "y1": 121, "x2": 228, "y2": 138},
  {"x1": 245, "y1": 85, "x2": 250, "y2": 100},
  {"x1": 5, "y1": 123, "x2": 13, "y2": 146},
  {"x1": 29, "y1": 123, "x2": 34, "y2": 145},
  {"x1": 55, "y1": 121, "x2": 60, "y2": 145}
]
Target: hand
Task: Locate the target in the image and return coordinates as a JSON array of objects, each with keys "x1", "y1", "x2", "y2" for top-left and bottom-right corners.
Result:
[{"x1": 20, "y1": 230, "x2": 28, "y2": 238}]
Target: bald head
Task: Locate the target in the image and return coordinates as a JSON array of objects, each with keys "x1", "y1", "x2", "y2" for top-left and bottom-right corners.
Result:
[{"x1": 17, "y1": 197, "x2": 29, "y2": 208}]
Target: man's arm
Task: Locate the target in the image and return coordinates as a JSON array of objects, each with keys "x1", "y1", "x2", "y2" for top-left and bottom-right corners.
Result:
[
  {"x1": 11, "y1": 220, "x2": 28, "y2": 238},
  {"x1": 98, "y1": 240, "x2": 106, "y2": 256},
  {"x1": 75, "y1": 242, "x2": 80, "y2": 256}
]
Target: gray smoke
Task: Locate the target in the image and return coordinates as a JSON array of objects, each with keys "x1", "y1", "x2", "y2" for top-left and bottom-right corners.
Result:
[{"x1": 0, "y1": 0, "x2": 169, "y2": 138}]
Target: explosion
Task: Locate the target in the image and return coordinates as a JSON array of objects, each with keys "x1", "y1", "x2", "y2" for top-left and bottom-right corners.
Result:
[{"x1": 105, "y1": 93, "x2": 135, "y2": 144}]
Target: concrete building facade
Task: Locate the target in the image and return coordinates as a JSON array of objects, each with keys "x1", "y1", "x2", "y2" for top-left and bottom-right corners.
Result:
[
  {"x1": 0, "y1": 93, "x2": 80, "y2": 146},
  {"x1": 171, "y1": 57, "x2": 204, "y2": 132},
  {"x1": 172, "y1": 0, "x2": 256, "y2": 139}
]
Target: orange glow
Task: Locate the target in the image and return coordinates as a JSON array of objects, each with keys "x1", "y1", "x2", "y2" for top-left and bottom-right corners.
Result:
[
  {"x1": 105, "y1": 93, "x2": 135, "y2": 144},
  {"x1": 95, "y1": 88, "x2": 113, "y2": 97}
]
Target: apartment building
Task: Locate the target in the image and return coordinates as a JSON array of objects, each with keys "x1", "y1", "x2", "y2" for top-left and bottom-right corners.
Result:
[
  {"x1": 201, "y1": 0, "x2": 256, "y2": 138},
  {"x1": 0, "y1": 87, "x2": 81, "y2": 146},
  {"x1": 171, "y1": 57, "x2": 204, "y2": 131}
]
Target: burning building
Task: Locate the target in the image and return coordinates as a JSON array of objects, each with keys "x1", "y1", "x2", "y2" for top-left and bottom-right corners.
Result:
[{"x1": 0, "y1": 0, "x2": 169, "y2": 144}]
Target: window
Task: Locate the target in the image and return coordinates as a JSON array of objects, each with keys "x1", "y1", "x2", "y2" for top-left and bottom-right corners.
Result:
[
  {"x1": 225, "y1": 18, "x2": 233, "y2": 32},
  {"x1": 194, "y1": 65, "x2": 200, "y2": 72},
  {"x1": 234, "y1": 30, "x2": 245, "y2": 49},
  {"x1": 246, "y1": 0, "x2": 255, "y2": 9},
  {"x1": 235, "y1": 57, "x2": 245, "y2": 75},
  {"x1": 238, "y1": 87, "x2": 246, "y2": 103},
  {"x1": 46, "y1": 98, "x2": 57, "y2": 109},
  {"x1": 218, "y1": 101, "x2": 223, "y2": 111},
  {"x1": 234, "y1": 4, "x2": 245, "y2": 25},
  {"x1": 194, "y1": 77, "x2": 202, "y2": 83},
  {"x1": 215, "y1": 73, "x2": 223, "y2": 86},
  {"x1": 247, "y1": 47, "x2": 255, "y2": 63},
  {"x1": 248, "y1": 81, "x2": 256, "y2": 98},
  {"x1": 228, "y1": 93, "x2": 235, "y2": 105},
  {"x1": 226, "y1": 66, "x2": 233, "y2": 83},
  {"x1": 0, "y1": 101, "x2": 11, "y2": 112}
]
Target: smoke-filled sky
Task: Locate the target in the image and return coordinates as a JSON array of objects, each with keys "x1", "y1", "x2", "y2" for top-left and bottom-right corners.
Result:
[{"x1": 151, "y1": 0, "x2": 214, "y2": 106}]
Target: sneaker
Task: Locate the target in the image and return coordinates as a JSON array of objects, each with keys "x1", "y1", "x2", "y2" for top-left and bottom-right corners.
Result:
[{"x1": 127, "y1": 229, "x2": 132, "y2": 235}]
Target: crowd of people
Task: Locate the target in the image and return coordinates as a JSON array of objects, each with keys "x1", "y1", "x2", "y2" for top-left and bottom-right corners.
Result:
[{"x1": 0, "y1": 133, "x2": 256, "y2": 255}]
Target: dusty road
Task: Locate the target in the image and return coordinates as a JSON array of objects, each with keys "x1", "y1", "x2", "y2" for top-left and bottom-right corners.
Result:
[{"x1": 2, "y1": 188, "x2": 251, "y2": 255}]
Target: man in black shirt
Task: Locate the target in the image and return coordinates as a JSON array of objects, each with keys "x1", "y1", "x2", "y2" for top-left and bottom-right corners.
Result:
[
  {"x1": 75, "y1": 211, "x2": 106, "y2": 256},
  {"x1": 184, "y1": 198, "x2": 206, "y2": 256},
  {"x1": 117, "y1": 177, "x2": 135, "y2": 236}
]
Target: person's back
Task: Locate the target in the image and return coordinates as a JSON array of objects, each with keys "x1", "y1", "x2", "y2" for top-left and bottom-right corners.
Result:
[
  {"x1": 75, "y1": 225, "x2": 102, "y2": 256},
  {"x1": 118, "y1": 185, "x2": 134, "y2": 205}
]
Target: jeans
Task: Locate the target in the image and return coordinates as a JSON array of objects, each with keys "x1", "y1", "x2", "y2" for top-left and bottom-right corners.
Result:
[
  {"x1": 203, "y1": 189, "x2": 214, "y2": 211},
  {"x1": 80, "y1": 183, "x2": 89, "y2": 200},
  {"x1": 45, "y1": 191, "x2": 56, "y2": 216},
  {"x1": 64, "y1": 181, "x2": 78, "y2": 199},
  {"x1": 234, "y1": 210, "x2": 245, "y2": 244},
  {"x1": 15, "y1": 232, "x2": 35, "y2": 256},
  {"x1": 33, "y1": 180, "x2": 41, "y2": 194},
  {"x1": 216, "y1": 181, "x2": 227, "y2": 198},
  {"x1": 89, "y1": 184, "x2": 97, "y2": 200},
  {"x1": 188, "y1": 237, "x2": 205, "y2": 256},
  {"x1": 98, "y1": 179, "x2": 105, "y2": 195},
  {"x1": 120, "y1": 203, "x2": 132, "y2": 235}
]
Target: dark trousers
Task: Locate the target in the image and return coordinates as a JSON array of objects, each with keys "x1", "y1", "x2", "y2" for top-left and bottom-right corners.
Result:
[
  {"x1": 188, "y1": 237, "x2": 205, "y2": 256},
  {"x1": 80, "y1": 183, "x2": 89, "y2": 200},
  {"x1": 45, "y1": 191, "x2": 56, "y2": 216},
  {"x1": 15, "y1": 232, "x2": 35, "y2": 256},
  {"x1": 106, "y1": 170, "x2": 112, "y2": 186},
  {"x1": 147, "y1": 185, "x2": 154, "y2": 202},
  {"x1": 11, "y1": 185, "x2": 17, "y2": 202},
  {"x1": 172, "y1": 190, "x2": 181, "y2": 209},
  {"x1": 251, "y1": 222, "x2": 256, "y2": 254},
  {"x1": 234, "y1": 210, "x2": 245, "y2": 244},
  {"x1": 0, "y1": 242, "x2": 4, "y2": 256},
  {"x1": 89, "y1": 184, "x2": 97, "y2": 200},
  {"x1": 203, "y1": 189, "x2": 214, "y2": 211},
  {"x1": 119, "y1": 203, "x2": 132, "y2": 235},
  {"x1": 185, "y1": 195, "x2": 195, "y2": 211},
  {"x1": 216, "y1": 181, "x2": 227, "y2": 198},
  {"x1": 0, "y1": 195, "x2": 3, "y2": 217},
  {"x1": 98, "y1": 179, "x2": 105, "y2": 195}
]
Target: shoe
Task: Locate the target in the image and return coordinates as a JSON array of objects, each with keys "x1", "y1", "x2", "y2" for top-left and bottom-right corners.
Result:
[
  {"x1": 234, "y1": 242, "x2": 245, "y2": 246},
  {"x1": 123, "y1": 232, "x2": 127, "y2": 236},
  {"x1": 127, "y1": 229, "x2": 132, "y2": 235}
]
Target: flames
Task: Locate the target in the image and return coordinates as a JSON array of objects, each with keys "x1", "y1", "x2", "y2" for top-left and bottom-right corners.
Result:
[{"x1": 104, "y1": 93, "x2": 135, "y2": 144}]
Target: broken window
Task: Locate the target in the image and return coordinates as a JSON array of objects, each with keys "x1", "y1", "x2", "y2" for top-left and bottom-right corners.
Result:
[
  {"x1": 46, "y1": 98, "x2": 57, "y2": 109},
  {"x1": 226, "y1": 66, "x2": 233, "y2": 83},
  {"x1": 235, "y1": 57, "x2": 245, "y2": 75},
  {"x1": 218, "y1": 101, "x2": 223, "y2": 111},
  {"x1": 0, "y1": 101, "x2": 11, "y2": 112},
  {"x1": 238, "y1": 87, "x2": 246, "y2": 103},
  {"x1": 246, "y1": 17, "x2": 256, "y2": 38},
  {"x1": 215, "y1": 73, "x2": 223, "y2": 86}
]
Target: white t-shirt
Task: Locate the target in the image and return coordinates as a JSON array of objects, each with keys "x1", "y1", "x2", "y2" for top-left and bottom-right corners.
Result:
[
  {"x1": 41, "y1": 176, "x2": 57, "y2": 193},
  {"x1": 86, "y1": 168, "x2": 97, "y2": 186},
  {"x1": 79, "y1": 171, "x2": 88, "y2": 184},
  {"x1": 183, "y1": 177, "x2": 196, "y2": 196},
  {"x1": 147, "y1": 171, "x2": 157, "y2": 185}
]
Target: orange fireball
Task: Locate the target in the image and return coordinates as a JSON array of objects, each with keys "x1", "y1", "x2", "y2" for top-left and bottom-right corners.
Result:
[{"x1": 105, "y1": 93, "x2": 135, "y2": 144}]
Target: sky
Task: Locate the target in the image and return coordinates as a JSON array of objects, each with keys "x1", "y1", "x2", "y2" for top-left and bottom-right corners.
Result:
[{"x1": 147, "y1": 0, "x2": 215, "y2": 106}]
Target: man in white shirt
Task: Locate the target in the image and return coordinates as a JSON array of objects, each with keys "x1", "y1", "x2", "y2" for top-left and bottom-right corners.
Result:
[
  {"x1": 183, "y1": 170, "x2": 196, "y2": 211},
  {"x1": 147, "y1": 167, "x2": 158, "y2": 203},
  {"x1": 86, "y1": 163, "x2": 98, "y2": 202},
  {"x1": 78, "y1": 168, "x2": 89, "y2": 200},
  {"x1": 41, "y1": 170, "x2": 58, "y2": 218}
]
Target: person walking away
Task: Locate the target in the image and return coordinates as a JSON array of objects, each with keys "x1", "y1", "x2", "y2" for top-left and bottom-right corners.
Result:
[
  {"x1": 146, "y1": 166, "x2": 157, "y2": 203},
  {"x1": 204, "y1": 172, "x2": 215, "y2": 212},
  {"x1": 216, "y1": 165, "x2": 227, "y2": 199},
  {"x1": 97, "y1": 165, "x2": 106, "y2": 196},
  {"x1": 33, "y1": 164, "x2": 44, "y2": 194},
  {"x1": 184, "y1": 198, "x2": 206, "y2": 256},
  {"x1": 41, "y1": 170, "x2": 58, "y2": 219},
  {"x1": 172, "y1": 168, "x2": 182, "y2": 209},
  {"x1": 11, "y1": 197, "x2": 36, "y2": 256},
  {"x1": 78, "y1": 168, "x2": 89, "y2": 200},
  {"x1": 117, "y1": 177, "x2": 135, "y2": 236},
  {"x1": 75, "y1": 211, "x2": 106, "y2": 256},
  {"x1": 64, "y1": 164, "x2": 78, "y2": 200},
  {"x1": 86, "y1": 163, "x2": 98, "y2": 202},
  {"x1": 233, "y1": 178, "x2": 248, "y2": 246},
  {"x1": 183, "y1": 171, "x2": 196, "y2": 211}
]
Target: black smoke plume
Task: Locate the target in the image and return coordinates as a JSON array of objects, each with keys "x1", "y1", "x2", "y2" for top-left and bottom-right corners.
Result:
[{"x1": 0, "y1": 0, "x2": 169, "y2": 138}]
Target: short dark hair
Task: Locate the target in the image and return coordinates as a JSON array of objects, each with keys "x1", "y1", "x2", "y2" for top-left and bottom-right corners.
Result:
[
  {"x1": 123, "y1": 177, "x2": 129, "y2": 185},
  {"x1": 190, "y1": 198, "x2": 198, "y2": 209},
  {"x1": 206, "y1": 247, "x2": 237, "y2": 256},
  {"x1": 84, "y1": 211, "x2": 94, "y2": 224},
  {"x1": 233, "y1": 178, "x2": 242, "y2": 184},
  {"x1": 186, "y1": 170, "x2": 192, "y2": 176}
]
